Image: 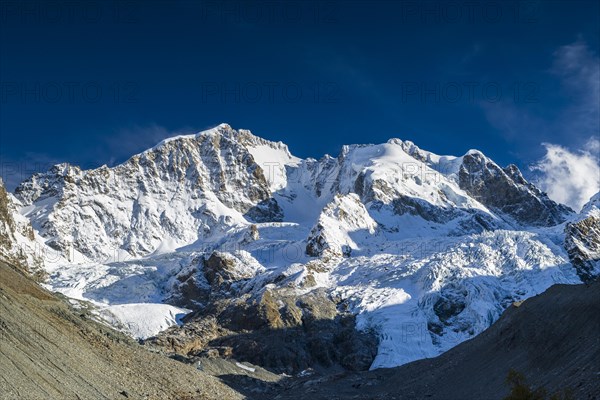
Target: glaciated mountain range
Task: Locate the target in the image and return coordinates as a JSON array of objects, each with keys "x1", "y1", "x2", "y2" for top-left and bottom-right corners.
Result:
[{"x1": 3, "y1": 123, "x2": 599, "y2": 372}]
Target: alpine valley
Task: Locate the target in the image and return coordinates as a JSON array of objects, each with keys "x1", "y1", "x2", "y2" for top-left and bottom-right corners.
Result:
[{"x1": 2, "y1": 124, "x2": 599, "y2": 388}]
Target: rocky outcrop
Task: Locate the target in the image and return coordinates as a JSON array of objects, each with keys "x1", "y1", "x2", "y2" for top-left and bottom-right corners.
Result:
[
  {"x1": 151, "y1": 286, "x2": 378, "y2": 374},
  {"x1": 244, "y1": 198, "x2": 284, "y2": 222},
  {"x1": 458, "y1": 151, "x2": 572, "y2": 226},
  {"x1": 204, "y1": 251, "x2": 259, "y2": 289},
  {"x1": 272, "y1": 282, "x2": 600, "y2": 400},
  {"x1": 0, "y1": 179, "x2": 42, "y2": 277},
  {"x1": 152, "y1": 251, "x2": 377, "y2": 374},
  {"x1": 564, "y1": 193, "x2": 600, "y2": 283},
  {"x1": 565, "y1": 216, "x2": 600, "y2": 282},
  {"x1": 433, "y1": 289, "x2": 468, "y2": 325},
  {"x1": 169, "y1": 250, "x2": 265, "y2": 308},
  {"x1": 0, "y1": 178, "x2": 16, "y2": 254}
]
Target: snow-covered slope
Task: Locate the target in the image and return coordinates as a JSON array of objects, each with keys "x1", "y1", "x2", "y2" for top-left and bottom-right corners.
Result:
[
  {"x1": 306, "y1": 193, "x2": 378, "y2": 257},
  {"x1": 580, "y1": 192, "x2": 600, "y2": 217},
  {"x1": 12, "y1": 124, "x2": 596, "y2": 370},
  {"x1": 98, "y1": 303, "x2": 190, "y2": 340}
]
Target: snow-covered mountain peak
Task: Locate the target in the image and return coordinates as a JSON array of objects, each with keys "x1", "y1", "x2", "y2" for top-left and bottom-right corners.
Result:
[
  {"x1": 144, "y1": 123, "x2": 299, "y2": 192},
  {"x1": 7, "y1": 124, "x2": 598, "y2": 374},
  {"x1": 386, "y1": 138, "x2": 403, "y2": 146},
  {"x1": 14, "y1": 124, "x2": 297, "y2": 260},
  {"x1": 581, "y1": 192, "x2": 600, "y2": 216},
  {"x1": 0, "y1": 178, "x2": 43, "y2": 275},
  {"x1": 14, "y1": 125, "x2": 575, "y2": 264},
  {"x1": 465, "y1": 148, "x2": 485, "y2": 157},
  {"x1": 148, "y1": 123, "x2": 232, "y2": 151}
]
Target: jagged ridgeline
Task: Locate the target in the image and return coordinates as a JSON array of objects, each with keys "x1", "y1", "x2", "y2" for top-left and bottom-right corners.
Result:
[{"x1": 6, "y1": 123, "x2": 599, "y2": 372}]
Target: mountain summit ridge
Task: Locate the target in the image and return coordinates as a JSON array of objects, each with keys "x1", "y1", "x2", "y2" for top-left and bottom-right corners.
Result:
[{"x1": 14, "y1": 124, "x2": 572, "y2": 259}]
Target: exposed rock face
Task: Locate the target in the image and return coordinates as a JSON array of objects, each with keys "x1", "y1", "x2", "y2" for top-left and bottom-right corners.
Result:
[
  {"x1": 565, "y1": 216, "x2": 600, "y2": 282},
  {"x1": 272, "y1": 282, "x2": 600, "y2": 400},
  {"x1": 433, "y1": 288, "x2": 467, "y2": 325},
  {"x1": 212, "y1": 310, "x2": 378, "y2": 373},
  {"x1": 151, "y1": 286, "x2": 378, "y2": 374},
  {"x1": 564, "y1": 193, "x2": 600, "y2": 283},
  {"x1": 169, "y1": 250, "x2": 265, "y2": 309},
  {"x1": 204, "y1": 251, "x2": 259, "y2": 289},
  {"x1": 0, "y1": 179, "x2": 42, "y2": 277},
  {"x1": 458, "y1": 151, "x2": 573, "y2": 226},
  {"x1": 245, "y1": 224, "x2": 260, "y2": 242},
  {"x1": 389, "y1": 195, "x2": 497, "y2": 234},
  {"x1": 0, "y1": 179, "x2": 16, "y2": 254},
  {"x1": 152, "y1": 251, "x2": 378, "y2": 374},
  {"x1": 244, "y1": 198, "x2": 284, "y2": 222}
]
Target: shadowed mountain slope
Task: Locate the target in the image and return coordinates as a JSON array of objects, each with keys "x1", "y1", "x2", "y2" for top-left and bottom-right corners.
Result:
[
  {"x1": 0, "y1": 261, "x2": 243, "y2": 400},
  {"x1": 271, "y1": 281, "x2": 600, "y2": 400}
]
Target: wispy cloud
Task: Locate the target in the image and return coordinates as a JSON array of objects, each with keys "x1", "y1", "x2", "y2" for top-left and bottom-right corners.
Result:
[
  {"x1": 482, "y1": 39, "x2": 599, "y2": 210},
  {"x1": 532, "y1": 137, "x2": 600, "y2": 212},
  {"x1": 482, "y1": 39, "x2": 599, "y2": 151}
]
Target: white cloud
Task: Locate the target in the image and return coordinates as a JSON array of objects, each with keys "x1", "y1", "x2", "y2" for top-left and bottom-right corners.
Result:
[
  {"x1": 481, "y1": 39, "x2": 600, "y2": 212},
  {"x1": 532, "y1": 138, "x2": 600, "y2": 212}
]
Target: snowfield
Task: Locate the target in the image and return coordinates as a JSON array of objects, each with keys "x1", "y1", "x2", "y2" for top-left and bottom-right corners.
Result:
[{"x1": 98, "y1": 303, "x2": 190, "y2": 340}]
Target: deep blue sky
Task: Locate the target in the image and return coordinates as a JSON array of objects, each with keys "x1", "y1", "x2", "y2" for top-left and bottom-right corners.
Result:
[{"x1": 0, "y1": 0, "x2": 599, "y2": 189}]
